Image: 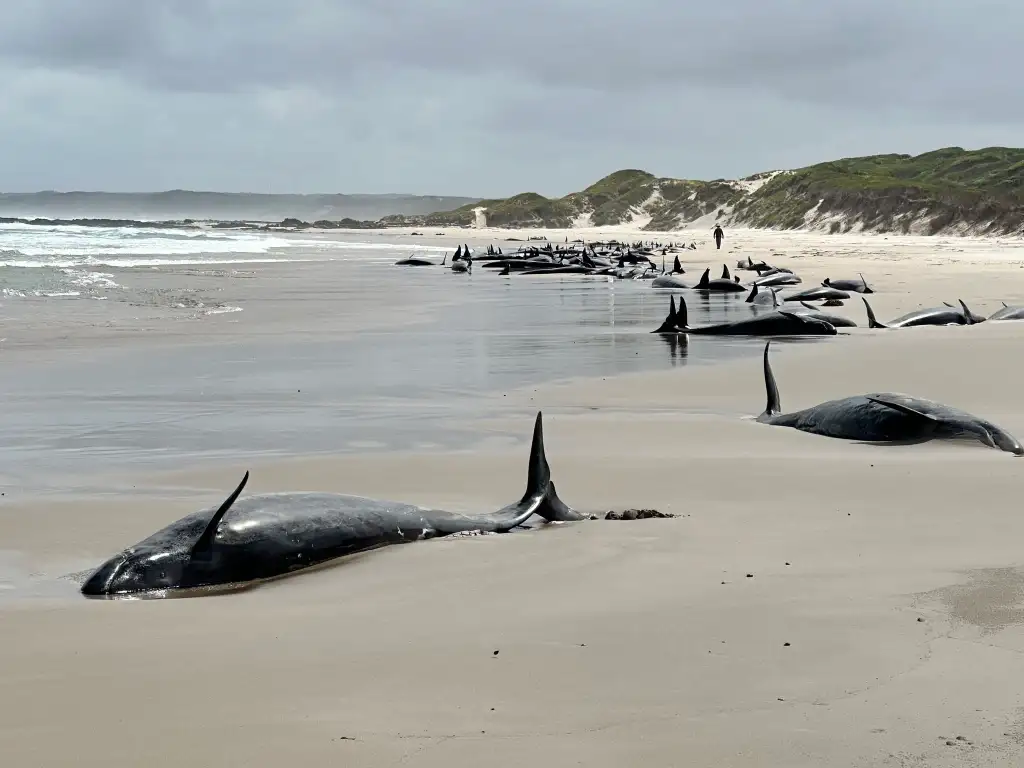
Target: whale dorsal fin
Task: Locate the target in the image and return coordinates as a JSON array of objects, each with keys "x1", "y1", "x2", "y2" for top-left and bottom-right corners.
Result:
[
  {"x1": 865, "y1": 396, "x2": 940, "y2": 424},
  {"x1": 1003, "y1": 301, "x2": 1008, "y2": 308},
  {"x1": 745, "y1": 283, "x2": 759, "y2": 303},
  {"x1": 861, "y1": 297, "x2": 886, "y2": 329},
  {"x1": 191, "y1": 471, "x2": 250, "y2": 558},
  {"x1": 696, "y1": 268, "x2": 710, "y2": 288},
  {"x1": 959, "y1": 299, "x2": 976, "y2": 324},
  {"x1": 770, "y1": 288, "x2": 780, "y2": 308},
  {"x1": 758, "y1": 341, "x2": 782, "y2": 420},
  {"x1": 721, "y1": 264, "x2": 731, "y2": 280}
]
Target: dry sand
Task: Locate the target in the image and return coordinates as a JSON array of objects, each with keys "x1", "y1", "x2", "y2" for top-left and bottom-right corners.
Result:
[{"x1": 4, "y1": 226, "x2": 1024, "y2": 767}]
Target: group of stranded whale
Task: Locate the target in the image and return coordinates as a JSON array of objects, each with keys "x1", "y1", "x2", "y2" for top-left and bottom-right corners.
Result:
[
  {"x1": 395, "y1": 239, "x2": 695, "y2": 279},
  {"x1": 82, "y1": 342, "x2": 1024, "y2": 599},
  {"x1": 650, "y1": 254, "x2": 1019, "y2": 336},
  {"x1": 78, "y1": 241, "x2": 1024, "y2": 599}
]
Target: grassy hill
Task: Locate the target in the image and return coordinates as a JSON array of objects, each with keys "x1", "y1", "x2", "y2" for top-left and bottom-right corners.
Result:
[
  {"x1": 733, "y1": 147, "x2": 1024, "y2": 235},
  {"x1": 377, "y1": 147, "x2": 1024, "y2": 236},
  {"x1": 378, "y1": 169, "x2": 742, "y2": 229}
]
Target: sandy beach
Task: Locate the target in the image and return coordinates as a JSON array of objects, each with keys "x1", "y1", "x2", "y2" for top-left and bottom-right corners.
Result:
[{"x1": 4, "y1": 225, "x2": 1024, "y2": 767}]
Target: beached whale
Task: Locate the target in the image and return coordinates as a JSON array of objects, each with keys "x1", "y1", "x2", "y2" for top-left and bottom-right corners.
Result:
[
  {"x1": 753, "y1": 266, "x2": 794, "y2": 277},
  {"x1": 792, "y1": 302, "x2": 858, "y2": 328},
  {"x1": 988, "y1": 302, "x2": 1024, "y2": 321},
  {"x1": 394, "y1": 256, "x2": 436, "y2": 266},
  {"x1": 737, "y1": 257, "x2": 769, "y2": 271},
  {"x1": 80, "y1": 412, "x2": 586, "y2": 597},
  {"x1": 744, "y1": 283, "x2": 780, "y2": 306},
  {"x1": 517, "y1": 265, "x2": 591, "y2": 276},
  {"x1": 823, "y1": 274, "x2": 874, "y2": 293},
  {"x1": 651, "y1": 274, "x2": 690, "y2": 289},
  {"x1": 755, "y1": 341, "x2": 1022, "y2": 455},
  {"x1": 694, "y1": 267, "x2": 746, "y2": 293},
  {"x1": 862, "y1": 298, "x2": 983, "y2": 328},
  {"x1": 651, "y1": 295, "x2": 836, "y2": 336},
  {"x1": 753, "y1": 271, "x2": 802, "y2": 287},
  {"x1": 782, "y1": 286, "x2": 850, "y2": 303}
]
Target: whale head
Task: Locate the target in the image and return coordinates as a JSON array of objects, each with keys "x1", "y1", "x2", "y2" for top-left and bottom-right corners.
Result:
[
  {"x1": 989, "y1": 426, "x2": 1024, "y2": 457},
  {"x1": 801, "y1": 317, "x2": 838, "y2": 335},
  {"x1": 81, "y1": 471, "x2": 251, "y2": 597},
  {"x1": 778, "y1": 311, "x2": 837, "y2": 335},
  {"x1": 80, "y1": 545, "x2": 194, "y2": 596}
]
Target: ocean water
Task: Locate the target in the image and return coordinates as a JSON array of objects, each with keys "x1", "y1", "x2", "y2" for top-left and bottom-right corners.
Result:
[
  {"x1": 0, "y1": 221, "x2": 446, "y2": 299},
  {"x1": 0, "y1": 223, "x2": 830, "y2": 494}
]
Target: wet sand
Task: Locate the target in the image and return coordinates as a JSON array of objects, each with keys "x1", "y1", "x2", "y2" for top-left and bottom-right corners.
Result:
[{"x1": 3, "y1": 227, "x2": 1024, "y2": 766}]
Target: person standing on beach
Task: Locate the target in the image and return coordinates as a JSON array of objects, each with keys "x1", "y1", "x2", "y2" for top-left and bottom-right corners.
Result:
[{"x1": 712, "y1": 224, "x2": 724, "y2": 250}]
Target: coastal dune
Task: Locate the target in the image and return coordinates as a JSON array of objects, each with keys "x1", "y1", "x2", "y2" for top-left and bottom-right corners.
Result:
[{"x1": 3, "y1": 226, "x2": 1024, "y2": 766}]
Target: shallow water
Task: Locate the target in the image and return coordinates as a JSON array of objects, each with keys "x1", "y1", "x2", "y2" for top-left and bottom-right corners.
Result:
[{"x1": 0, "y1": 253, "x2": 834, "y2": 494}]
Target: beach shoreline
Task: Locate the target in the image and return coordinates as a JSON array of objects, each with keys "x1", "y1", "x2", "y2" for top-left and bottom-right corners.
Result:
[{"x1": 4, "y1": 226, "x2": 1024, "y2": 766}]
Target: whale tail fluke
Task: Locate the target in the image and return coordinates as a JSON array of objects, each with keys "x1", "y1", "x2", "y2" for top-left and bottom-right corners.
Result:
[
  {"x1": 522, "y1": 411, "x2": 551, "y2": 505},
  {"x1": 757, "y1": 341, "x2": 782, "y2": 422},
  {"x1": 674, "y1": 295, "x2": 690, "y2": 329},
  {"x1": 511, "y1": 412, "x2": 587, "y2": 525},
  {"x1": 532, "y1": 481, "x2": 586, "y2": 522},
  {"x1": 482, "y1": 412, "x2": 586, "y2": 530},
  {"x1": 862, "y1": 297, "x2": 887, "y2": 329}
]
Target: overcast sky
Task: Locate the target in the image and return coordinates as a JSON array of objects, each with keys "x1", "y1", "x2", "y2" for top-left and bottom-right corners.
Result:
[{"x1": 1, "y1": 0, "x2": 1021, "y2": 197}]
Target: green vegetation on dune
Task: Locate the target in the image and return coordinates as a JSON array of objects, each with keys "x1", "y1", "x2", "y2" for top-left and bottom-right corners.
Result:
[
  {"x1": 381, "y1": 192, "x2": 578, "y2": 228},
  {"x1": 734, "y1": 147, "x2": 1024, "y2": 235},
  {"x1": 465, "y1": 192, "x2": 578, "y2": 228},
  {"x1": 572, "y1": 169, "x2": 658, "y2": 226},
  {"x1": 381, "y1": 169, "x2": 668, "y2": 229},
  {"x1": 368, "y1": 146, "x2": 1024, "y2": 236},
  {"x1": 645, "y1": 180, "x2": 743, "y2": 231}
]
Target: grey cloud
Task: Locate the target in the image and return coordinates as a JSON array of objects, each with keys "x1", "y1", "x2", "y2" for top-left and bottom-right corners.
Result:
[
  {"x1": 0, "y1": 1, "x2": 1022, "y2": 195},
  {"x1": 3, "y1": 1, "x2": 1016, "y2": 105}
]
